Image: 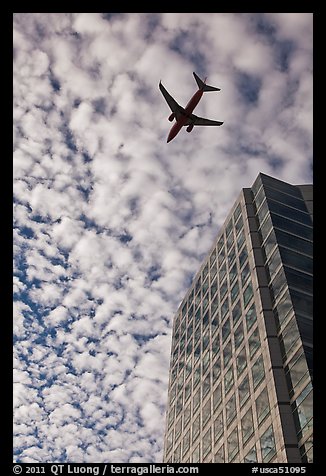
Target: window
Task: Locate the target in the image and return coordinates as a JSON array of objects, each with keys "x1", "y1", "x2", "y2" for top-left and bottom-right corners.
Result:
[
  {"x1": 203, "y1": 428, "x2": 212, "y2": 457},
  {"x1": 192, "y1": 443, "x2": 200, "y2": 463},
  {"x1": 245, "y1": 303, "x2": 257, "y2": 331},
  {"x1": 256, "y1": 388, "x2": 270, "y2": 425},
  {"x1": 277, "y1": 229, "x2": 313, "y2": 256},
  {"x1": 271, "y1": 213, "x2": 313, "y2": 241},
  {"x1": 219, "y1": 262, "x2": 226, "y2": 281},
  {"x1": 280, "y1": 317, "x2": 300, "y2": 357},
  {"x1": 236, "y1": 346, "x2": 247, "y2": 377},
  {"x1": 193, "y1": 363, "x2": 201, "y2": 388},
  {"x1": 220, "y1": 278, "x2": 228, "y2": 300},
  {"x1": 222, "y1": 318, "x2": 231, "y2": 341},
  {"x1": 202, "y1": 399, "x2": 211, "y2": 428},
  {"x1": 241, "y1": 262, "x2": 251, "y2": 287},
  {"x1": 184, "y1": 402, "x2": 191, "y2": 426},
  {"x1": 252, "y1": 355, "x2": 265, "y2": 389},
  {"x1": 249, "y1": 327, "x2": 261, "y2": 358},
  {"x1": 213, "y1": 357, "x2": 221, "y2": 381},
  {"x1": 226, "y1": 394, "x2": 236, "y2": 424},
  {"x1": 231, "y1": 280, "x2": 239, "y2": 303},
  {"x1": 212, "y1": 334, "x2": 220, "y2": 355},
  {"x1": 224, "y1": 367, "x2": 234, "y2": 394},
  {"x1": 226, "y1": 218, "x2": 233, "y2": 236},
  {"x1": 229, "y1": 262, "x2": 237, "y2": 284},
  {"x1": 232, "y1": 300, "x2": 242, "y2": 325},
  {"x1": 168, "y1": 407, "x2": 175, "y2": 429},
  {"x1": 214, "y1": 411, "x2": 223, "y2": 442},
  {"x1": 238, "y1": 375, "x2": 250, "y2": 407},
  {"x1": 210, "y1": 278, "x2": 217, "y2": 298},
  {"x1": 293, "y1": 383, "x2": 313, "y2": 437},
  {"x1": 213, "y1": 383, "x2": 222, "y2": 410},
  {"x1": 234, "y1": 203, "x2": 242, "y2": 222},
  {"x1": 239, "y1": 247, "x2": 248, "y2": 268},
  {"x1": 235, "y1": 214, "x2": 243, "y2": 235},
  {"x1": 192, "y1": 414, "x2": 200, "y2": 443},
  {"x1": 221, "y1": 298, "x2": 229, "y2": 320},
  {"x1": 228, "y1": 246, "x2": 236, "y2": 266},
  {"x1": 227, "y1": 229, "x2": 234, "y2": 250},
  {"x1": 175, "y1": 417, "x2": 182, "y2": 440},
  {"x1": 241, "y1": 407, "x2": 254, "y2": 444},
  {"x1": 270, "y1": 266, "x2": 287, "y2": 302},
  {"x1": 214, "y1": 444, "x2": 225, "y2": 463},
  {"x1": 184, "y1": 381, "x2": 191, "y2": 402},
  {"x1": 218, "y1": 235, "x2": 225, "y2": 252},
  {"x1": 237, "y1": 229, "x2": 245, "y2": 250},
  {"x1": 202, "y1": 351, "x2": 210, "y2": 375},
  {"x1": 260, "y1": 425, "x2": 276, "y2": 463},
  {"x1": 182, "y1": 429, "x2": 190, "y2": 456},
  {"x1": 211, "y1": 293, "x2": 219, "y2": 316},
  {"x1": 193, "y1": 386, "x2": 201, "y2": 412},
  {"x1": 268, "y1": 198, "x2": 312, "y2": 225},
  {"x1": 234, "y1": 322, "x2": 244, "y2": 349},
  {"x1": 286, "y1": 349, "x2": 309, "y2": 394},
  {"x1": 243, "y1": 282, "x2": 254, "y2": 308},
  {"x1": 244, "y1": 445, "x2": 257, "y2": 463},
  {"x1": 223, "y1": 340, "x2": 232, "y2": 368},
  {"x1": 227, "y1": 428, "x2": 239, "y2": 461},
  {"x1": 203, "y1": 372, "x2": 211, "y2": 397}
]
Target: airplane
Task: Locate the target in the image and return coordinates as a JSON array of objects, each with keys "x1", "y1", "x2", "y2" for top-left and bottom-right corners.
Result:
[{"x1": 159, "y1": 72, "x2": 223, "y2": 143}]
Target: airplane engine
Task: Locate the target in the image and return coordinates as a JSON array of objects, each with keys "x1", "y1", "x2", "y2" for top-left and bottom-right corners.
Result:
[
  {"x1": 168, "y1": 113, "x2": 175, "y2": 122},
  {"x1": 186, "y1": 124, "x2": 194, "y2": 133}
]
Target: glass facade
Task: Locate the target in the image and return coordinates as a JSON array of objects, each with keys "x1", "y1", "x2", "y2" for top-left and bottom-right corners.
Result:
[{"x1": 163, "y1": 173, "x2": 313, "y2": 463}]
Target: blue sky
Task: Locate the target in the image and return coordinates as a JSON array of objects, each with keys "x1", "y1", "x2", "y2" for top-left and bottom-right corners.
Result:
[{"x1": 13, "y1": 13, "x2": 313, "y2": 463}]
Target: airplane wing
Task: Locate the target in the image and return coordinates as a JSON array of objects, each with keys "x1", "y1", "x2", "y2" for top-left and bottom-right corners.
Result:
[
  {"x1": 159, "y1": 81, "x2": 185, "y2": 120},
  {"x1": 188, "y1": 113, "x2": 224, "y2": 126}
]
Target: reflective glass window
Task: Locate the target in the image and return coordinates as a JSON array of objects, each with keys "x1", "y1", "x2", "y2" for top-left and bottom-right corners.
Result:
[
  {"x1": 260, "y1": 425, "x2": 276, "y2": 463},
  {"x1": 259, "y1": 213, "x2": 273, "y2": 242},
  {"x1": 214, "y1": 444, "x2": 225, "y2": 463},
  {"x1": 264, "y1": 184, "x2": 304, "y2": 207},
  {"x1": 244, "y1": 445, "x2": 257, "y2": 463},
  {"x1": 228, "y1": 246, "x2": 236, "y2": 266},
  {"x1": 293, "y1": 383, "x2": 313, "y2": 437},
  {"x1": 193, "y1": 363, "x2": 201, "y2": 388},
  {"x1": 276, "y1": 229, "x2": 313, "y2": 255},
  {"x1": 210, "y1": 248, "x2": 216, "y2": 266},
  {"x1": 226, "y1": 218, "x2": 233, "y2": 236},
  {"x1": 274, "y1": 288, "x2": 293, "y2": 327},
  {"x1": 193, "y1": 386, "x2": 201, "y2": 412},
  {"x1": 241, "y1": 407, "x2": 254, "y2": 444},
  {"x1": 229, "y1": 262, "x2": 238, "y2": 284},
  {"x1": 202, "y1": 278, "x2": 209, "y2": 296},
  {"x1": 226, "y1": 394, "x2": 236, "y2": 424},
  {"x1": 279, "y1": 247, "x2": 313, "y2": 275},
  {"x1": 203, "y1": 263, "x2": 209, "y2": 280},
  {"x1": 236, "y1": 346, "x2": 247, "y2": 377},
  {"x1": 231, "y1": 280, "x2": 240, "y2": 303},
  {"x1": 241, "y1": 262, "x2": 251, "y2": 287},
  {"x1": 232, "y1": 300, "x2": 242, "y2": 325},
  {"x1": 268, "y1": 197, "x2": 311, "y2": 222},
  {"x1": 192, "y1": 443, "x2": 200, "y2": 463},
  {"x1": 213, "y1": 383, "x2": 222, "y2": 410},
  {"x1": 184, "y1": 401, "x2": 191, "y2": 425},
  {"x1": 237, "y1": 229, "x2": 245, "y2": 250},
  {"x1": 221, "y1": 298, "x2": 229, "y2": 320},
  {"x1": 203, "y1": 372, "x2": 211, "y2": 397},
  {"x1": 285, "y1": 267, "x2": 313, "y2": 293},
  {"x1": 249, "y1": 327, "x2": 261, "y2": 358},
  {"x1": 218, "y1": 235, "x2": 224, "y2": 252},
  {"x1": 192, "y1": 414, "x2": 200, "y2": 443},
  {"x1": 195, "y1": 277, "x2": 201, "y2": 295},
  {"x1": 202, "y1": 350, "x2": 210, "y2": 374},
  {"x1": 239, "y1": 247, "x2": 248, "y2": 268},
  {"x1": 219, "y1": 262, "x2": 226, "y2": 281},
  {"x1": 243, "y1": 282, "x2": 254, "y2": 308},
  {"x1": 256, "y1": 388, "x2": 270, "y2": 425},
  {"x1": 220, "y1": 278, "x2": 228, "y2": 300},
  {"x1": 290, "y1": 289, "x2": 313, "y2": 318},
  {"x1": 203, "y1": 427, "x2": 212, "y2": 457},
  {"x1": 271, "y1": 213, "x2": 313, "y2": 241},
  {"x1": 175, "y1": 417, "x2": 182, "y2": 440},
  {"x1": 202, "y1": 399, "x2": 211, "y2": 428},
  {"x1": 280, "y1": 317, "x2": 300, "y2": 357},
  {"x1": 257, "y1": 198, "x2": 269, "y2": 225},
  {"x1": 252, "y1": 355, "x2": 265, "y2": 389},
  {"x1": 212, "y1": 334, "x2": 220, "y2": 355},
  {"x1": 185, "y1": 381, "x2": 191, "y2": 402},
  {"x1": 174, "y1": 443, "x2": 181, "y2": 463},
  {"x1": 222, "y1": 318, "x2": 231, "y2": 341},
  {"x1": 182, "y1": 429, "x2": 190, "y2": 456},
  {"x1": 238, "y1": 375, "x2": 250, "y2": 407},
  {"x1": 223, "y1": 340, "x2": 232, "y2": 368},
  {"x1": 286, "y1": 349, "x2": 309, "y2": 393},
  {"x1": 234, "y1": 322, "x2": 244, "y2": 349},
  {"x1": 210, "y1": 277, "x2": 217, "y2": 298},
  {"x1": 234, "y1": 203, "x2": 242, "y2": 222},
  {"x1": 211, "y1": 293, "x2": 219, "y2": 316},
  {"x1": 227, "y1": 230, "x2": 234, "y2": 250},
  {"x1": 214, "y1": 411, "x2": 223, "y2": 442},
  {"x1": 227, "y1": 428, "x2": 239, "y2": 461},
  {"x1": 235, "y1": 214, "x2": 243, "y2": 235},
  {"x1": 213, "y1": 357, "x2": 221, "y2": 381},
  {"x1": 224, "y1": 366, "x2": 234, "y2": 394}
]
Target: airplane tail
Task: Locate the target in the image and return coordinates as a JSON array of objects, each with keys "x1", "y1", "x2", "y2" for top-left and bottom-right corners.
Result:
[{"x1": 193, "y1": 72, "x2": 221, "y2": 92}]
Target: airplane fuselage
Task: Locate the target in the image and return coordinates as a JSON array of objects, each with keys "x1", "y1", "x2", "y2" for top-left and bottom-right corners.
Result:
[{"x1": 167, "y1": 89, "x2": 204, "y2": 143}]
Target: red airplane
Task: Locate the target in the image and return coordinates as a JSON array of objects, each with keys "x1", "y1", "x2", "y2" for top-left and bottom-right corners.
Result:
[{"x1": 159, "y1": 72, "x2": 223, "y2": 143}]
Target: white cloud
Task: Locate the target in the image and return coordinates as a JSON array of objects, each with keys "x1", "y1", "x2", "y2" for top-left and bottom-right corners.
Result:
[{"x1": 13, "y1": 12, "x2": 312, "y2": 464}]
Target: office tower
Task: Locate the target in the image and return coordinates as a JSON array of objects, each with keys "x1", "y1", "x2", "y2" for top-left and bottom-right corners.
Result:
[{"x1": 163, "y1": 173, "x2": 313, "y2": 463}]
